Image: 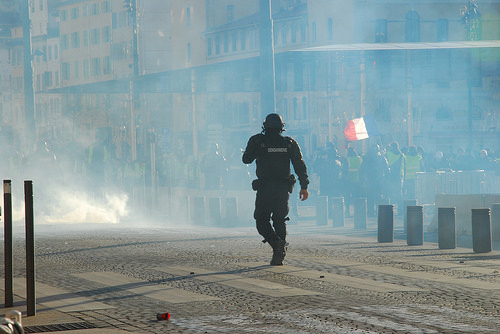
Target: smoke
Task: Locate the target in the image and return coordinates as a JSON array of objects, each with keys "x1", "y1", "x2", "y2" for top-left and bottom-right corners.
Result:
[
  {"x1": 9, "y1": 189, "x2": 129, "y2": 226},
  {"x1": 38, "y1": 190, "x2": 129, "y2": 224}
]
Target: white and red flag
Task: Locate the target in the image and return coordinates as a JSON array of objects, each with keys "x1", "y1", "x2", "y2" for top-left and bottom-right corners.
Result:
[{"x1": 344, "y1": 116, "x2": 378, "y2": 141}]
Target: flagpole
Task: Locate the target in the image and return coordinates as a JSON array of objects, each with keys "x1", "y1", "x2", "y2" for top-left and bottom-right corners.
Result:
[
  {"x1": 360, "y1": 52, "x2": 366, "y2": 153},
  {"x1": 407, "y1": 50, "x2": 413, "y2": 147}
]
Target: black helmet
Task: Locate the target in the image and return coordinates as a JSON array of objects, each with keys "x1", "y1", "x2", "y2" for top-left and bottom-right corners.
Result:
[{"x1": 262, "y1": 113, "x2": 285, "y2": 132}]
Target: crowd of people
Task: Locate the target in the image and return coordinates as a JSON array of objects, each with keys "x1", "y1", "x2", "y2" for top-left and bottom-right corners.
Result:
[
  {"x1": 311, "y1": 142, "x2": 500, "y2": 217},
  {"x1": 1, "y1": 132, "x2": 499, "y2": 219}
]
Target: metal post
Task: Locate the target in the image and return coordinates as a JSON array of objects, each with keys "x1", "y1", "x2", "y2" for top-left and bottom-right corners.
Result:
[
  {"x1": 316, "y1": 196, "x2": 328, "y2": 226},
  {"x1": 25, "y1": 180, "x2": 36, "y2": 316},
  {"x1": 490, "y1": 203, "x2": 500, "y2": 243},
  {"x1": 438, "y1": 207, "x2": 456, "y2": 249},
  {"x1": 4, "y1": 180, "x2": 13, "y2": 307},
  {"x1": 189, "y1": 196, "x2": 205, "y2": 225},
  {"x1": 259, "y1": 0, "x2": 276, "y2": 116},
  {"x1": 208, "y1": 197, "x2": 222, "y2": 226},
  {"x1": 354, "y1": 197, "x2": 367, "y2": 230},
  {"x1": 403, "y1": 199, "x2": 418, "y2": 233},
  {"x1": 407, "y1": 205, "x2": 423, "y2": 246},
  {"x1": 378, "y1": 204, "x2": 394, "y2": 243},
  {"x1": 21, "y1": 0, "x2": 36, "y2": 149},
  {"x1": 331, "y1": 197, "x2": 344, "y2": 227},
  {"x1": 471, "y1": 208, "x2": 492, "y2": 253}
]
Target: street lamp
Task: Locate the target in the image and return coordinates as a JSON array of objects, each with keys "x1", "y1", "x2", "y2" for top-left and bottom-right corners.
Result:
[{"x1": 461, "y1": 0, "x2": 481, "y2": 149}]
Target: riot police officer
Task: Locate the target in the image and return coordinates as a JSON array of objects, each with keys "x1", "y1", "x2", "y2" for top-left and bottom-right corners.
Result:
[{"x1": 242, "y1": 113, "x2": 309, "y2": 265}]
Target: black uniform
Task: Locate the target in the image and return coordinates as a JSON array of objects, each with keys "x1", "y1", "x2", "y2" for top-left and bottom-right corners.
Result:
[{"x1": 242, "y1": 132, "x2": 309, "y2": 245}]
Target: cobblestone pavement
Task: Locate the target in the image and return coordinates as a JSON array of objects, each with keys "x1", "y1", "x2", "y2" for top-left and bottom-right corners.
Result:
[{"x1": 2, "y1": 219, "x2": 500, "y2": 333}]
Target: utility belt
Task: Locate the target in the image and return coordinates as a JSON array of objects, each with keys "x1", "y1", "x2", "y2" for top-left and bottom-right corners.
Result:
[{"x1": 252, "y1": 174, "x2": 296, "y2": 193}]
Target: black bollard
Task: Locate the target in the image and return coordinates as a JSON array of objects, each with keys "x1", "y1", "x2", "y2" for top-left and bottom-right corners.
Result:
[
  {"x1": 208, "y1": 197, "x2": 222, "y2": 225},
  {"x1": 438, "y1": 207, "x2": 456, "y2": 249},
  {"x1": 354, "y1": 197, "x2": 367, "y2": 230},
  {"x1": 25, "y1": 180, "x2": 36, "y2": 316},
  {"x1": 407, "y1": 205, "x2": 423, "y2": 246},
  {"x1": 316, "y1": 196, "x2": 328, "y2": 226},
  {"x1": 491, "y1": 204, "x2": 500, "y2": 243},
  {"x1": 331, "y1": 197, "x2": 344, "y2": 228},
  {"x1": 224, "y1": 197, "x2": 238, "y2": 225},
  {"x1": 4, "y1": 180, "x2": 13, "y2": 308},
  {"x1": 189, "y1": 196, "x2": 205, "y2": 225},
  {"x1": 471, "y1": 208, "x2": 492, "y2": 253},
  {"x1": 378, "y1": 204, "x2": 394, "y2": 243},
  {"x1": 403, "y1": 199, "x2": 418, "y2": 233}
]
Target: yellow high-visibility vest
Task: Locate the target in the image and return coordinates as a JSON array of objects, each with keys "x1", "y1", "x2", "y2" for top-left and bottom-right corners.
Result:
[
  {"x1": 405, "y1": 155, "x2": 422, "y2": 180},
  {"x1": 346, "y1": 156, "x2": 362, "y2": 182}
]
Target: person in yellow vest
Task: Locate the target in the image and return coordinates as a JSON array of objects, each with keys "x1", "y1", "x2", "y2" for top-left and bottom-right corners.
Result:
[
  {"x1": 404, "y1": 146, "x2": 424, "y2": 200},
  {"x1": 342, "y1": 147, "x2": 362, "y2": 217},
  {"x1": 385, "y1": 141, "x2": 406, "y2": 215}
]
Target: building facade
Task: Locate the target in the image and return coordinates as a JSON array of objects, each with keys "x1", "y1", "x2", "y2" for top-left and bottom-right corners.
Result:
[{"x1": 1, "y1": 0, "x2": 499, "y2": 172}]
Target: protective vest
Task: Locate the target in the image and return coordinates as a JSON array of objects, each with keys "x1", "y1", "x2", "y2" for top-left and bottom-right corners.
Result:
[
  {"x1": 88, "y1": 145, "x2": 108, "y2": 165},
  {"x1": 405, "y1": 155, "x2": 422, "y2": 180},
  {"x1": 346, "y1": 156, "x2": 362, "y2": 182},
  {"x1": 387, "y1": 151, "x2": 405, "y2": 178}
]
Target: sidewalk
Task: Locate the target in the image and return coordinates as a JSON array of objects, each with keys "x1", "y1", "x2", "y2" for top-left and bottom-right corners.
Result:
[{"x1": 2, "y1": 217, "x2": 500, "y2": 333}]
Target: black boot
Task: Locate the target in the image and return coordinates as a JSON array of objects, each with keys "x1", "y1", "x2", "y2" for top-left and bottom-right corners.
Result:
[{"x1": 270, "y1": 239, "x2": 286, "y2": 266}]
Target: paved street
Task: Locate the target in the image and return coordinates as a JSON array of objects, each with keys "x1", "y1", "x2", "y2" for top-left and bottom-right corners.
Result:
[{"x1": 2, "y1": 217, "x2": 500, "y2": 333}]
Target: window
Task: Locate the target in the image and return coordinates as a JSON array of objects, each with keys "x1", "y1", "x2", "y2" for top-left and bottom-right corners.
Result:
[
  {"x1": 90, "y1": 28, "x2": 100, "y2": 45},
  {"x1": 48, "y1": 45, "x2": 52, "y2": 60},
  {"x1": 62, "y1": 62, "x2": 70, "y2": 80},
  {"x1": 83, "y1": 60, "x2": 89, "y2": 78},
  {"x1": 43, "y1": 71, "x2": 52, "y2": 87},
  {"x1": 375, "y1": 19, "x2": 387, "y2": 42},
  {"x1": 328, "y1": 18, "x2": 333, "y2": 41},
  {"x1": 112, "y1": 42, "x2": 127, "y2": 60},
  {"x1": 83, "y1": 30, "x2": 88, "y2": 46},
  {"x1": 232, "y1": 31, "x2": 237, "y2": 51},
  {"x1": 17, "y1": 50, "x2": 22, "y2": 66},
  {"x1": 207, "y1": 38, "x2": 212, "y2": 56},
  {"x1": 60, "y1": 9, "x2": 67, "y2": 21},
  {"x1": 70, "y1": 7, "x2": 79, "y2": 19},
  {"x1": 312, "y1": 22, "x2": 316, "y2": 42},
  {"x1": 215, "y1": 35, "x2": 220, "y2": 54},
  {"x1": 293, "y1": 97, "x2": 298, "y2": 119},
  {"x1": 90, "y1": 3, "x2": 99, "y2": 16},
  {"x1": 55, "y1": 71, "x2": 59, "y2": 86},
  {"x1": 60, "y1": 34, "x2": 69, "y2": 50},
  {"x1": 102, "y1": 1, "x2": 110, "y2": 13},
  {"x1": 91, "y1": 57, "x2": 101, "y2": 76},
  {"x1": 186, "y1": 7, "x2": 191, "y2": 27},
  {"x1": 227, "y1": 5, "x2": 234, "y2": 22},
  {"x1": 223, "y1": 34, "x2": 229, "y2": 53},
  {"x1": 54, "y1": 45, "x2": 58, "y2": 59},
  {"x1": 74, "y1": 61, "x2": 79, "y2": 79},
  {"x1": 300, "y1": 22, "x2": 306, "y2": 42},
  {"x1": 281, "y1": 24, "x2": 287, "y2": 44},
  {"x1": 301, "y1": 97, "x2": 307, "y2": 119},
  {"x1": 436, "y1": 19, "x2": 448, "y2": 42},
  {"x1": 71, "y1": 32, "x2": 80, "y2": 48},
  {"x1": 102, "y1": 26, "x2": 111, "y2": 43},
  {"x1": 436, "y1": 106, "x2": 452, "y2": 120},
  {"x1": 291, "y1": 23, "x2": 297, "y2": 43},
  {"x1": 241, "y1": 30, "x2": 246, "y2": 50},
  {"x1": 82, "y1": 4, "x2": 88, "y2": 17},
  {"x1": 103, "y1": 56, "x2": 111, "y2": 74},
  {"x1": 405, "y1": 11, "x2": 420, "y2": 42},
  {"x1": 39, "y1": 0, "x2": 44, "y2": 11}
]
